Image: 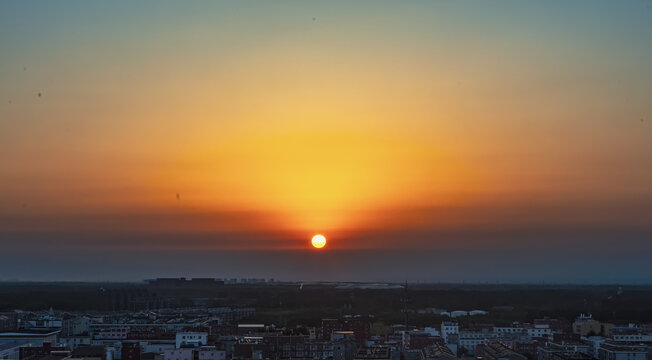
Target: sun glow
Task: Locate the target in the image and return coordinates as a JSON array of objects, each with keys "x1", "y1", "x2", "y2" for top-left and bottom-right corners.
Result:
[
  {"x1": 165, "y1": 131, "x2": 469, "y2": 234},
  {"x1": 311, "y1": 234, "x2": 327, "y2": 249}
]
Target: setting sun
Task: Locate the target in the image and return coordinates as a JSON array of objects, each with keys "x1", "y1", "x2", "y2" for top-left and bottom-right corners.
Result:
[{"x1": 311, "y1": 234, "x2": 327, "y2": 249}]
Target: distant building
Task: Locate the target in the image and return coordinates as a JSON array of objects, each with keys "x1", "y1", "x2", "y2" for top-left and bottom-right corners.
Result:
[
  {"x1": 535, "y1": 318, "x2": 571, "y2": 334},
  {"x1": 62, "y1": 316, "x2": 91, "y2": 337},
  {"x1": 321, "y1": 317, "x2": 371, "y2": 345},
  {"x1": 354, "y1": 347, "x2": 392, "y2": 360},
  {"x1": 538, "y1": 342, "x2": 593, "y2": 360},
  {"x1": 404, "y1": 332, "x2": 443, "y2": 350},
  {"x1": 19, "y1": 342, "x2": 68, "y2": 360},
  {"x1": 483, "y1": 341, "x2": 528, "y2": 360},
  {"x1": 70, "y1": 346, "x2": 107, "y2": 360},
  {"x1": 440, "y1": 322, "x2": 459, "y2": 343},
  {"x1": 572, "y1": 315, "x2": 613, "y2": 337},
  {"x1": 121, "y1": 342, "x2": 141, "y2": 360},
  {"x1": 59, "y1": 336, "x2": 92, "y2": 351},
  {"x1": 583, "y1": 337, "x2": 606, "y2": 359},
  {"x1": 233, "y1": 335, "x2": 356, "y2": 360},
  {"x1": 237, "y1": 325, "x2": 265, "y2": 335},
  {"x1": 0, "y1": 329, "x2": 60, "y2": 347},
  {"x1": 528, "y1": 325, "x2": 552, "y2": 339},
  {"x1": 175, "y1": 332, "x2": 207, "y2": 348},
  {"x1": 458, "y1": 330, "x2": 497, "y2": 353},
  {"x1": 421, "y1": 343, "x2": 455, "y2": 360},
  {"x1": 0, "y1": 313, "x2": 19, "y2": 331},
  {"x1": 164, "y1": 348, "x2": 194, "y2": 360},
  {"x1": 609, "y1": 325, "x2": 652, "y2": 342},
  {"x1": 147, "y1": 278, "x2": 187, "y2": 287},
  {"x1": 450, "y1": 311, "x2": 468, "y2": 318},
  {"x1": 95, "y1": 327, "x2": 129, "y2": 340},
  {"x1": 548, "y1": 352, "x2": 594, "y2": 360},
  {"x1": 233, "y1": 340, "x2": 272, "y2": 360},
  {"x1": 597, "y1": 342, "x2": 647, "y2": 360},
  {"x1": 196, "y1": 347, "x2": 226, "y2": 360},
  {"x1": 0, "y1": 343, "x2": 24, "y2": 360}
]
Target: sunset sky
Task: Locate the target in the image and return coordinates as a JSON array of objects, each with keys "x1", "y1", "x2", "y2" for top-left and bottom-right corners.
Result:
[{"x1": 1, "y1": 1, "x2": 651, "y2": 282}]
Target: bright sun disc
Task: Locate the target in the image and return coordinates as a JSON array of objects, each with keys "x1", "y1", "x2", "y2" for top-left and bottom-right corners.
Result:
[{"x1": 311, "y1": 234, "x2": 326, "y2": 248}]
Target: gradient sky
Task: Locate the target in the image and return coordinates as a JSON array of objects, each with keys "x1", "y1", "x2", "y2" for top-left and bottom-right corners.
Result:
[{"x1": 1, "y1": 1, "x2": 651, "y2": 282}]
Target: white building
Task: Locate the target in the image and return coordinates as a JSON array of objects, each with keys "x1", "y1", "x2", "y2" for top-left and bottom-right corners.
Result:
[
  {"x1": 440, "y1": 322, "x2": 459, "y2": 342},
  {"x1": 424, "y1": 327, "x2": 440, "y2": 337},
  {"x1": 197, "y1": 347, "x2": 226, "y2": 360},
  {"x1": 164, "y1": 347, "x2": 225, "y2": 360},
  {"x1": 142, "y1": 343, "x2": 175, "y2": 354},
  {"x1": 450, "y1": 311, "x2": 468, "y2": 318},
  {"x1": 527, "y1": 325, "x2": 551, "y2": 338},
  {"x1": 494, "y1": 326, "x2": 524, "y2": 335},
  {"x1": 165, "y1": 348, "x2": 194, "y2": 360},
  {"x1": 60, "y1": 335, "x2": 92, "y2": 350},
  {"x1": 175, "y1": 332, "x2": 207, "y2": 348},
  {"x1": 63, "y1": 316, "x2": 91, "y2": 336},
  {"x1": 458, "y1": 331, "x2": 498, "y2": 352},
  {"x1": 612, "y1": 334, "x2": 652, "y2": 342},
  {"x1": 0, "y1": 329, "x2": 60, "y2": 347},
  {"x1": 28, "y1": 316, "x2": 62, "y2": 329},
  {"x1": 95, "y1": 327, "x2": 129, "y2": 340}
]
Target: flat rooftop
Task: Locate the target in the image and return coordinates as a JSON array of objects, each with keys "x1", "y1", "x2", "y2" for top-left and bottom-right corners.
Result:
[{"x1": 0, "y1": 329, "x2": 60, "y2": 337}]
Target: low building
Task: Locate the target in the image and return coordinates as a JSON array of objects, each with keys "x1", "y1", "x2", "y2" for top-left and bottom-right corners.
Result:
[
  {"x1": 354, "y1": 347, "x2": 392, "y2": 360},
  {"x1": 483, "y1": 341, "x2": 527, "y2": 360},
  {"x1": 572, "y1": 315, "x2": 613, "y2": 337},
  {"x1": 458, "y1": 331, "x2": 497, "y2": 353},
  {"x1": 175, "y1": 333, "x2": 207, "y2": 348},
  {"x1": 164, "y1": 348, "x2": 193, "y2": 360},
  {"x1": 0, "y1": 330, "x2": 61, "y2": 347},
  {"x1": 404, "y1": 332, "x2": 443, "y2": 351},
  {"x1": 0, "y1": 343, "x2": 24, "y2": 360},
  {"x1": 548, "y1": 353, "x2": 594, "y2": 360},
  {"x1": 197, "y1": 347, "x2": 226, "y2": 360},
  {"x1": 70, "y1": 346, "x2": 107, "y2": 360},
  {"x1": 121, "y1": 342, "x2": 141, "y2": 360},
  {"x1": 59, "y1": 336, "x2": 92, "y2": 351},
  {"x1": 539, "y1": 342, "x2": 594, "y2": 360},
  {"x1": 440, "y1": 323, "x2": 458, "y2": 343},
  {"x1": 321, "y1": 317, "x2": 371, "y2": 345},
  {"x1": 597, "y1": 342, "x2": 647, "y2": 360},
  {"x1": 19, "y1": 342, "x2": 68, "y2": 360},
  {"x1": 421, "y1": 344, "x2": 455, "y2": 360}
]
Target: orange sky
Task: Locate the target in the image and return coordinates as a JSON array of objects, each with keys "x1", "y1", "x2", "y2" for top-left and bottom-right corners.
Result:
[{"x1": 1, "y1": 1, "x2": 651, "y2": 256}]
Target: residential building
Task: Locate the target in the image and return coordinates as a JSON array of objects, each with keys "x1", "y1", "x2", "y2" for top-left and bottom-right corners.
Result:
[
  {"x1": 421, "y1": 344, "x2": 455, "y2": 360},
  {"x1": 0, "y1": 343, "x2": 24, "y2": 360},
  {"x1": 597, "y1": 342, "x2": 647, "y2": 360},
  {"x1": 0, "y1": 330, "x2": 60, "y2": 347},
  {"x1": 483, "y1": 341, "x2": 528, "y2": 360},
  {"x1": 175, "y1": 333, "x2": 207, "y2": 348},
  {"x1": 440, "y1": 323, "x2": 458, "y2": 343}
]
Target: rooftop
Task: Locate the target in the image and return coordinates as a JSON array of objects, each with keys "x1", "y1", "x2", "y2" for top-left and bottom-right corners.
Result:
[
  {"x1": 0, "y1": 343, "x2": 25, "y2": 351},
  {"x1": 0, "y1": 329, "x2": 61, "y2": 337}
]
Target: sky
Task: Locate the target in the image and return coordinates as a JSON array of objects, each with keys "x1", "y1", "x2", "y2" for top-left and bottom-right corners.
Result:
[{"x1": 1, "y1": 1, "x2": 651, "y2": 283}]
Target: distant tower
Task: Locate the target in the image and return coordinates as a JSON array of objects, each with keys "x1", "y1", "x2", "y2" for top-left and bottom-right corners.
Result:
[
  {"x1": 403, "y1": 280, "x2": 409, "y2": 331},
  {"x1": 401, "y1": 281, "x2": 409, "y2": 358}
]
